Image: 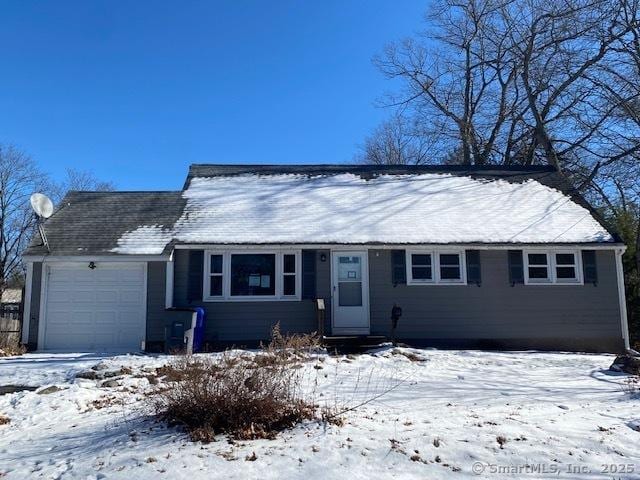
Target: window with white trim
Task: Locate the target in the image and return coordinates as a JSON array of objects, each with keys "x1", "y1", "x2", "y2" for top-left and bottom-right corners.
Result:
[
  {"x1": 524, "y1": 250, "x2": 581, "y2": 285},
  {"x1": 282, "y1": 253, "x2": 297, "y2": 296},
  {"x1": 407, "y1": 250, "x2": 466, "y2": 285},
  {"x1": 439, "y1": 253, "x2": 462, "y2": 282},
  {"x1": 203, "y1": 250, "x2": 301, "y2": 301},
  {"x1": 526, "y1": 252, "x2": 550, "y2": 282},
  {"x1": 554, "y1": 253, "x2": 579, "y2": 282},
  {"x1": 230, "y1": 253, "x2": 276, "y2": 297},
  {"x1": 208, "y1": 254, "x2": 224, "y2": 297},
  {"x1": 410, "y1": 253, "x2": 433, "y2": 282}
]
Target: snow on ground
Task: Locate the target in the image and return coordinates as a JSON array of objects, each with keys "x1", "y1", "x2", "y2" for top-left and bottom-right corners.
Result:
[
  {"x1": 0, "y1": 349, "x2": 638, "y2": 479},
  {"x1": 0, "y1": 353, "x2": 136, "y2": 387}
]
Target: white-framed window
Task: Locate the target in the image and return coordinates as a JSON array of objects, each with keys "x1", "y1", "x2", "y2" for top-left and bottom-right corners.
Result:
[
  {"x1": 525, "y1": 252, "x2": 551, "y2": 283},
  {"x1": 282, "y1": 253, "x2": 298, "y2": 297},
  {"x1": 408, "y1": 252, "x2": 433, "y2": 283},
  {"x1": 554, "y1": 252, "x2": 580, "y2": 283},
  {"x1": 406, "y1": 250, "x2": 466, "y2": 285},
  {"x1": 524, "y1": 250, "x2": 582, "y2": 285},
  {"x1": 203, "y1": 250, "x2": 302, "y2": 301},
  {"x1": 207, "y1": 253, "x2": 224, "y2": 298}
]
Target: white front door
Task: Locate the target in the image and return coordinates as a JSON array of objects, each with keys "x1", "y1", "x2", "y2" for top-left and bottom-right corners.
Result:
[{"x1": 332, "y1": 251, "x2": 370, "y2": 335}]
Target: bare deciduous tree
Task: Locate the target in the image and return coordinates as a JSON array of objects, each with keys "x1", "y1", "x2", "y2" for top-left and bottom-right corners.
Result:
[
  {"x1": 368, "y1": 0, "x2": 640, "y2": 175},
  {"x1": 51, "y1": 168, "x2": 115, "y2": 203},
  {"x1": 0, "y1": 146, "x2": 115, "y2": 291},
  {"x1": 374, "y1": 0, "x2": 524, "y2": 166},
  {"x1": 0, "y1": 145, "x2": 50, "y2": 292},
  {"x1": 356, "y1": 114, "x2": 434, "y2": 165}
]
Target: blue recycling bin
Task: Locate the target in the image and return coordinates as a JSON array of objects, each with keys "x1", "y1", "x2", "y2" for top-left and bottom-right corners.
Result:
[{"x1": 192, "y1": 307, "x2": 206, "y2": 353}]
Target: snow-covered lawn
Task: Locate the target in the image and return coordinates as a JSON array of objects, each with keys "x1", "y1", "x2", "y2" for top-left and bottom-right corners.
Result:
[{"x1": 0, "y1": 348, "x2": 638, "y2": 479}]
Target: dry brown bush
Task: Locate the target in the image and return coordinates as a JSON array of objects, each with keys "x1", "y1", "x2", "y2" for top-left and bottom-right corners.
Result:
[
  {"x1": 267, "y1": 323, "x2": 319, "y2": 352},
  {"x1": 153, "y1": 354, "x2": 315, "y2": 441},
  {"x1": 151, "y1": 325, "x2": 319, "y2": 441},
  {"x1": 256, "y1": 323, "x2": 320, "y2": 366}
]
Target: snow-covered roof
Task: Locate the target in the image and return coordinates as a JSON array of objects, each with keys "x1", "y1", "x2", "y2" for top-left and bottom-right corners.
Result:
[
  {"x1": 26, "y1": 165, "x2": 616, "y2": 257},
  {"x1": 168, "y1": 172, "x2": 612, "y2": 247}
]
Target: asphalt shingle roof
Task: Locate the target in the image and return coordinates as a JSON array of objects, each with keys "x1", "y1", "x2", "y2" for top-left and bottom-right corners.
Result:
[
  {"x1": 25, "y1": 191, "x2": 185, "y2": 256},
  {"x1": 25, "y1": 164, "x2": 619, "y2": 257},
  {"x1": 184, "y1": 164, "x2": 560, "y2": 187}
]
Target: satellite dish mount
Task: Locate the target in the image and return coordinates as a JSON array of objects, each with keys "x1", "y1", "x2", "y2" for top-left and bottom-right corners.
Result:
[{"x1": 30, "y1": 193, "x2": 54, "y2": 252}]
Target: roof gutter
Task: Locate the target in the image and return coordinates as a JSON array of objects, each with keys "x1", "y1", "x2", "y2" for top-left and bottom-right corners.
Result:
[
  {"x1": 22, "y1": 254, "x2": 171, "y2": 263},
  {"x1": 172, "y1": 242, "x2": 626, "y2": 251}
]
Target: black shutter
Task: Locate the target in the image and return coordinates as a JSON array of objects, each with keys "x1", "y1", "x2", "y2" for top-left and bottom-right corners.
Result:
[
  {"x1": 508, "y1": 250, "x2": 524, "y2": 286},
  {"x1": 391, "y1": 250, "x2": 407, "y2": 286},
  {"x1": 466, "y1": 250, "x2": 481, "y2": 286},
  {"x1": 187, "y1": 250, "x2": 204, "y2": 303},
  {"x1": 302, "y1": 250, "x2": 317, "y2": 299},
  {"x1": 582, "y1": 250, "x2": 598, "y2": 285}
]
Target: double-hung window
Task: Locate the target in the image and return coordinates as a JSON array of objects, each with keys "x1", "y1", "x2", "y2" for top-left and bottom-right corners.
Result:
[
  {"x1": 524, "y1": 250, "x2": 581, "y2": 285},
  {"x1": 554, "y1": 253, "x2": 579, "y2": 282},
  {"x1": 526, "y1": 252, "x2": 550, "y2": 282},
  {"x1": 438, "y1": 253, "x2": 462, "y2": 282},
  {"x1": 203, "y1": 251, "x2": 301, "y2": 301},
  {"x1": 208, "y1": 254, "x2": 224, "y2": 297},
  {"x1": 407, "y1": 250, "x2": 466, "y2": 285},
  {"x1": 410, "y1": 253, "x2": 433, "y2": 282},
  {"x1": 282, "y1": 253, "x2": 297, "y2": 297}
]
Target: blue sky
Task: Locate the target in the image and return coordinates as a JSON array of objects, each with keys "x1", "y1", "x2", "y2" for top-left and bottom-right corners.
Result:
[{"x1": 0, "y1": 1, "x2": 427, "y2": 190}]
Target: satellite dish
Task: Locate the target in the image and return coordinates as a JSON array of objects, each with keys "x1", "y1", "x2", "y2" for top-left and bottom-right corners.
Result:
[{"x1": 30, "y1": 193, "x2": 54, "y2": 219}]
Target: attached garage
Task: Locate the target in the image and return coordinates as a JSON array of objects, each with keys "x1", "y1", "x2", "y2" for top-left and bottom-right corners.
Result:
[{"x1": 39, "y1": 263, "x2": 147, "y2": 351}]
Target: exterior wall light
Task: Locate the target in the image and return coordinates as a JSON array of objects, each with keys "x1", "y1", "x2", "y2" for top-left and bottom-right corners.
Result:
[{"x1": 88, "y1": 262, "x2": 97, "y2": 270}]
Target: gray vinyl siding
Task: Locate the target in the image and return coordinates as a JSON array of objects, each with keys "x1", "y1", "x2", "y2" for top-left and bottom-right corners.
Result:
[
  {"x1": 172, "y1": 249, "x2": 331, "y2": 343},
  {"x1": 25, "y1": 248, "x2": 625, "y2": 352},
  {"x1": 368, "y1": 249, "x2": 624, "y2": 352},
  {"x1": 146, "y1": 261, "x2": 168, "y2": 343},
  {"x1": 27, "y1": 262, "x2": 43, "y2": 347},
  {"x1": 315, "y1": 250, "x2": 332, "y2": 332}
]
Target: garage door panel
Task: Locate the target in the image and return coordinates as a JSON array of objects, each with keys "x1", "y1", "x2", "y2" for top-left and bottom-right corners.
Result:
[
  {"x1": 91, "y1": 321, "x2": 116, "y2": 333},
  {"x1": 94, "y1": 334, "x2": 117, "y2": 347},
  {"x1": 47, "y1": 312, "x2": 72, "y2": 326},
  {"x1": 46, "y1": 334, "x2": 86, "y2": 350},
  {"x1": 70, "y1": 291, "x2": 100, "y2": 303},
  {"x1": 99, "y1": 269, "x2": 138, "y2": 281},
  {"x1": 119, "y1": 291, "x2": 144, "y2": 303},
  {"x1": 43, "y1": 264, "x2": 146, "y2": 351},
  {"x1": 94, "y1": 311, "x2": 118, "y2": 323},
  {"x1": 95, "y1": 290, "x2": 120, "y2": 303},
  {"x1": 45, "y1": 290, "x2": 76, "y2": 302},
  {"x1": 70, "y1": 314, "x2": 98, "y2": 327},
  {"x1": 51, "y1": 271, "x2": 94, "y2": 284}
]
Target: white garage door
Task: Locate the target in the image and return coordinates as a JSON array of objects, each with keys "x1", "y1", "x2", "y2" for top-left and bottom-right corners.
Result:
[{"x1": 42, "y1": 263, "x2": 146, "y2": 351}]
